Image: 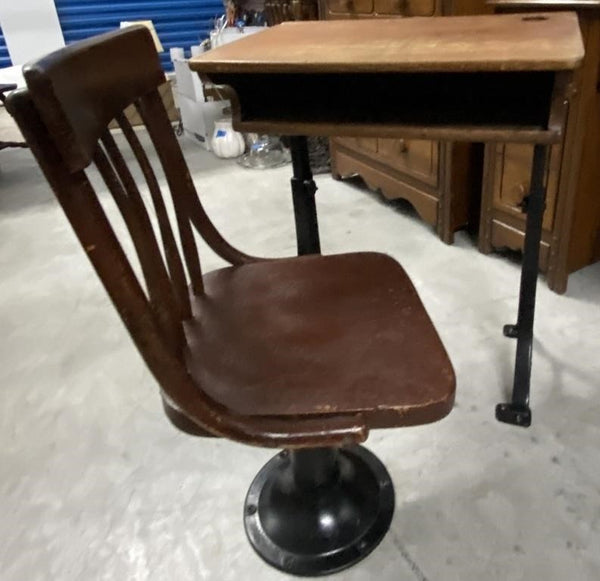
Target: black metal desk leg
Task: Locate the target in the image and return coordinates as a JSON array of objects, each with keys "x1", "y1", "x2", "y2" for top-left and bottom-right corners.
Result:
[
  {"x1": 496, "y1": 144, "x2": 550, "y2": 428},
  {"x1": 289, "y1": 136, "x2": 321, "y2": 255}
]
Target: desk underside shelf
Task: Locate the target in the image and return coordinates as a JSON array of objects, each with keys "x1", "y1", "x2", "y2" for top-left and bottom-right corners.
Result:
[
  {"x1": 206, "y1": 70, "x2": 563, "y2": 143},
  {"x1": 189, "y1": 13, "x2": 584, "y2": 426}
]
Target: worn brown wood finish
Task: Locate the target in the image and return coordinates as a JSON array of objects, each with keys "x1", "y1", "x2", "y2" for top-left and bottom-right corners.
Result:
[
  {"x1": 478, "y1": 1, "x2": 600, "y2": 293},
  {"x1": 192, "y1": 14, "x2": 582, "y2": 73},
  {"x1": 185, "y1": 253, "x2": 455, "y2": 429},
  {"x1": 6, "y1": 26, "x2": 456, "y2": 449}
]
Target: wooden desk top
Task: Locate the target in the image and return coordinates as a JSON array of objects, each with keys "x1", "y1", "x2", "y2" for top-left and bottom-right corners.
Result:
[
  {"x1": 489, "y1": 1, "x2": 600, "y2": 9},
  {"x1": 189, "y1": 12, "x2": 584, "y2": 75}
]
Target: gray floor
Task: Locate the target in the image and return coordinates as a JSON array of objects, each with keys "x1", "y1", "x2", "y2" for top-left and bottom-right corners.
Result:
[{"x1": 1, "y1": 112, "x2": 600, "y2": 580}]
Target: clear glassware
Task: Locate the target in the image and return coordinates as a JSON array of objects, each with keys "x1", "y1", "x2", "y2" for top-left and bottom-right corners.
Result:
[{"x1": 237, "y1": 134, "x2": 291, "y2": 169}]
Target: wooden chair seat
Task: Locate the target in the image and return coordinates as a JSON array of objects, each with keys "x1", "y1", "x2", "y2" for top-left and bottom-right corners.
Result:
[{"x1": 185, "y1": 252, "x2": 455, "y2": 428}]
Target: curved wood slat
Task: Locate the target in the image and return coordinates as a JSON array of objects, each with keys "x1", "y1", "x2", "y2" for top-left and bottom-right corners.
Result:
[
  {"x1": 134, "y1": 92, "x2": 204, "y2": 294},
  {"x1": 116, "y1": 112, "x2": 191, "y2": 320},
  {"x1": 135, "y1": 90, "x2": 267, "y2": 268},
  {"x1": 94, "y1": 138, "x2": 183, "y2": 354}
]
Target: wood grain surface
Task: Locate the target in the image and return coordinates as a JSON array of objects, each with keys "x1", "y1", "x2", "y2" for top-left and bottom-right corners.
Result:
[
  {"x1": 189, "y1": 12, "x2": 584, "y2": 74},
  {"x1": 490, "y1": 1, "x2": 600, "y2": 8}
]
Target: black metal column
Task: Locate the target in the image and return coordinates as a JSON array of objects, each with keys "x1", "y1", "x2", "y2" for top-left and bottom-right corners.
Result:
[
  {"x1": 289, "y1": 136, "x2": 321, "y2": 255},
  {"x1": 290, "y1": 447, "x2": 340, "y2": 489},
  {"x1": 496, "y1": 144, "x2": 550, "y2": 427}
]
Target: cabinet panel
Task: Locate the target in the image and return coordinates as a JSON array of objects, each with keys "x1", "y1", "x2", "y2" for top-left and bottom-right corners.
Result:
[
  {"x1": 327, "y1": 0, "x2": 373, "y2": 14},
  {"x1": 335, "y1": 137, "x2": 378, "y2": 154},
  {"x1": 355, "y1": 137, "x2": 378, "y2": 153},
  {"x1": 374, "y1": 0, "x2": 435, "y2": 16},
  {"x1": 493, "y1": 143, "x2": 561, "y2": 231},
  {"x1": 331, "y1": 142, "x2": 440, "y2": 225},
  {"x1": 377, "y1": 138, "x2": 438, "y2": 185},
  {"x1": 490, "y1": 219, "x2": 550, "y2": 272}
]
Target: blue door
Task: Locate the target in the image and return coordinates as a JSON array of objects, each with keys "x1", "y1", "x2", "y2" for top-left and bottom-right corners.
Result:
[
  {"x1": 0, "y1": 22, "x2": 12, "y2": 69},
  {"x1": 55, "y1": 0, "x2": 224, "y2": 71}
]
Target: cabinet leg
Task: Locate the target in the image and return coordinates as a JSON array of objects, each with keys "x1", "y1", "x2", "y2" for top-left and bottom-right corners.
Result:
[
  {"x1": 329, "y1": 141, "x2": 342, "y2": 181},
  {"x1": 437, "y1": 142, "x2": 454, "y2": 245},
  {"x1": 547, "y1": 268, "x2": 568, "y2": 295},
  {"x1": 496, "y1": 144, "x2": 549, "y2": 428},
  {"x1": 289, "y1": 136, "x2": 321, "y2": 255},
  {"x1": 478, "y1": 228, "x2": 493, "y2": 254},
  {"x1": 437, "y1": 218, "x2": 455, "y2": 245}
]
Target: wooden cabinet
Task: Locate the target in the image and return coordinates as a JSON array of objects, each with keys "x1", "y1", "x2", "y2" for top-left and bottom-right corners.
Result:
[
  {"x1": 321, "y1": 0, "x2": 437, "y2": 16},
  {"x1": 378, "y1": 139, "x2": 439, "y2": 186},
  {"x1": 321, "y1": 0, "x2": 487, "y2": 243},
  {"x1": 479, "y1": 143, "x2": 563, "y2": 271},
  {"x1": 334, "y1": 138, "x2": 439, "y2": 187},
  {"x1": 479, "y1": 1, "x2": 600, "y2": 293},
  {"x1": 331, "y1": 137, "x2": 482, "y2": 241}
]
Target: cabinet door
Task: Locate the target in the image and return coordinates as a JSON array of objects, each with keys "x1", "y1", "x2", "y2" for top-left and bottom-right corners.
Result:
[
  {"x1": 493, "y1": 144, "x2": 561, "y2": 231},
  {"x1": 374, "y1": 0, "x2": 436, "y2": 16},
  {"x1": 377, "y1": 138, "x2": 438, "y2": 186}
]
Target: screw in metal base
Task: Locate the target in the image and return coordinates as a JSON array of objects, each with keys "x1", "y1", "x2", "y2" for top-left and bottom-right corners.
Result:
[
  {"x1": 244, "y1": 445, "x2": 394, "y2": 577},
  {"x1": 503, "y1": 324, "x2": 519, "y2": 338}
]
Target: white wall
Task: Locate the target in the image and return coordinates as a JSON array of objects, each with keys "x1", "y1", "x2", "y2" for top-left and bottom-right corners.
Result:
[{"x1": 0, "y1": 0, "x2": 64, "y2": 65}]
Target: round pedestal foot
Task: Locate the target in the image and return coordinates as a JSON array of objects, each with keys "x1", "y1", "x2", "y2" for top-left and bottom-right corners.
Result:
[{"x1": 244, "y1": 445, "x2": 394, "y2": 577}]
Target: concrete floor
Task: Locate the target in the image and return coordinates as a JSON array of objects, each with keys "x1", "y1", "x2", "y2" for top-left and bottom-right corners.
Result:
[{"x1": 1, "y1": 111, "x2": 600, "y2": 580}]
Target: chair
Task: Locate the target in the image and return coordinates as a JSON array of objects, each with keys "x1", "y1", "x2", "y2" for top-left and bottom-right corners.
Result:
[{"x1": 6, "y1": 26, "x2": 455, "y2": 577}]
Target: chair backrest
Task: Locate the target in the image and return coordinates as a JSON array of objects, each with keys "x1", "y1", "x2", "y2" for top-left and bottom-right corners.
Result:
[
  {"x1": 4, "y1": 27, "x2": 238, "y2": 432},
  {"x1": 6, "y1": 26, "x2": 365, "y2": 447},
  {"x1": 8, "y1": 26, "x2": 255, "y2": 358}
]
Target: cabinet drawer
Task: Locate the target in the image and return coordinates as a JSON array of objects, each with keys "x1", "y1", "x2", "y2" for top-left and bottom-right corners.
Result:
[
  {"x1": 493, "y1": 144, "x2": 561, "y2": 231},
  {"x1": 377, "y1": 138, "x2": 438, "y2": 186},
  {"x1": 327, "y1": 0, "x2": 373, "y2": 14},
  {"x1": 374, "y1": 0, "x2": 436, "y2": 16}
]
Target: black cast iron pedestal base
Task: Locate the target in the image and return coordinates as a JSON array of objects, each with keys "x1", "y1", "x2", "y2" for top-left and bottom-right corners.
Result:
[{"x1": 244, "y1": 445, "x2": 395, "y2": 577}]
